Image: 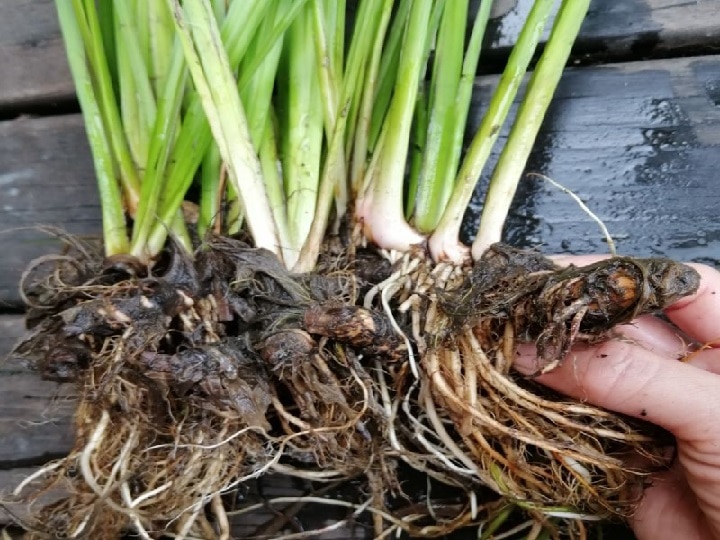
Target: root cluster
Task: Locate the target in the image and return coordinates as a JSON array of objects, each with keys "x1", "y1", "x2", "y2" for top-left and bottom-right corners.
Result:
[{"x1": 5, "y1": 234, "x2": 700, "y2": 538}]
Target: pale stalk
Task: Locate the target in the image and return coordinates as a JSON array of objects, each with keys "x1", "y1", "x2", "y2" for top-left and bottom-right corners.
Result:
[
  {"x1": 405, "y1": 85, "x2": 429, "y2": 218},
  {"x1": 429, "y1": 0, "x2": 555, "y2": 262},
  {"x1": 148, "y1": 0, "x2": 292, "y2": 253},
  {"x1": 311, "y1": 0, "x2": 340, "y2": 139},
  {"x1": 472, "y1": 0, "x2": 591, "y2": 259},
  {"x1": 280, "y1": 4, "x2": 324, "y2": 266},
  {"x1": 198, "y1": 143, "x2": 222, "y2": 237},
  {"x1": 311, "y1": 0, "x2": 347, "y2": 222},
  {"x1": 130, "y1": 39, "x2": 188, "y2": 259},
  {"x1": 147, "y1": 0, "x2": 175, "y2": 95},
  {"x1": 166, "y1": 0, "x2": 281, "y2": 260},
  {"x1": 440, "y1": 0, "x2": 494, "y2": 199},
  {"x1": 114, "y1": 0, "x2": 157, "y2": 168},
  {"x1": 241, "y1": 15, "x2": 284, "y2": 148},
  {"x1": 240, "y1": 28, "x2": 287, "y2": 248},
  {"x1": 413, "y1": 0, "x2": 493, "y2": 230},
  {"x1": 236, "y1": 0, "x2": 310, "y2": 91},
  {"x1": 366, "y1": 0, "x2": 412, "y2": 155},
  {"x1": 259, "y1": 114, "x2": 293, "y2": 264},
  {"x1": 295, "y1": 0, "x2": 387, "y2": 271},
  {"x1": 355, "y1": 0, "x2": 432, "y2": 251}
]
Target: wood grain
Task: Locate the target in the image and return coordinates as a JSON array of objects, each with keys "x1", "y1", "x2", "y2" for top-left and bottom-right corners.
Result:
[
  {"x1": 464, "y1": 55, "x2": 720, "y2": 264},
  {"x1": 0, "y1": 0, "x2": 74, "y2": 109},
  {"x1": 488, "y1": 0, "x2": 720, "y2": 59},
  {"x1": 0, "y1": 316, "x2": 74, "y2": 468},
  {"x1": 0, "y1": 114, "x2": 102, "y2": 308}
]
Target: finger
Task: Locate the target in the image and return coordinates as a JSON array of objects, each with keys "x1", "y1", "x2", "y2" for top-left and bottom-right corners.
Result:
[
  {"x1": 683, "y1": 347, "x2": 720, "y2": 375},
  {"x1": 630, "y1": 464, "x2": 715, "y2": 540},
  {"x1": 514, "y1": 341, "x2": 720, "y2": 442},
  {"x1": 662, "y1": 263, "x2": 720, "y2": 347},
  {"x1": 616, "y1": 315, "x2": 691, "y2": 361},
  {"x1": 615, "y1": 316, "x2": 720, "y2": 373}
]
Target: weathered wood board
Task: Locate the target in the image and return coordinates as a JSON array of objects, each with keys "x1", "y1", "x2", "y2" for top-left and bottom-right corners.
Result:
[
  {"x1": 0, "y1": 316, "x2": 73, "y2": 469},
  {"x1": 2, "y1": 0, "x2": 720, "y2": 108},
  {"x1": 2, "y1": 54, "x2": 720, "y2": 306},
  {"x1": 0, "y1": 114, "x2": 101, "y2": 308},
  {"x1": 0, "y1": 316, "x2": 73, "y2": 525},
  {"x1": 464, "y1": 55, "x2": 720, "y2": 265},
  {"x1": 0, "y1": 0, "x2": 74, "y2": 110},
  {"x1": 488, "y1": 0, "x2": 720, "y2": 59}
]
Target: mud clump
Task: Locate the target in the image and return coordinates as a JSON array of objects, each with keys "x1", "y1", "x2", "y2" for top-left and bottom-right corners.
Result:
[{"x1": 6, "y1": 238, "x2": 700, "y2": 538}]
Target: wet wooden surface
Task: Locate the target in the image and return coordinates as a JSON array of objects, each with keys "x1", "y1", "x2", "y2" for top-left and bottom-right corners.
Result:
[{"x1": 2, "y1": 0, "x2": 720, "y2": 537}]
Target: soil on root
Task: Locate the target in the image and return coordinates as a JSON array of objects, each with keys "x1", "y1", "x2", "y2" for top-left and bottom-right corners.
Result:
[{"x1": 4, "y1": 236, "x2": 700, "y2": 539}]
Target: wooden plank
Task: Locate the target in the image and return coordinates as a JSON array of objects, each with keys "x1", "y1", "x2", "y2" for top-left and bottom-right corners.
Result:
[
  {"x1": 0, "y1": 316, "x2": 74, "y2": 468},
  {"x1": 488, "y1": 0, "x2": 720, "y2": 58},
  {"x1": 2, "y1": 0, "x2": 720, "y2": 108},
  {"x1": 0, "y1": 468, "x2": 65, "y2": 526},
  {"x1": 0, "y1": 0, "x2": 74, "y2": 109},
  {"x1": 0, "y1": 115, "x2": 102, "y2": 308},
  {"x1": 464, "y1": 55, "x2": 720, "y2": 264}
]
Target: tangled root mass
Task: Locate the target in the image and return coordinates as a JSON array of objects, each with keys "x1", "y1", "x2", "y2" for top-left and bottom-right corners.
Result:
[{"x1": 7, "y1": 236, "x2": 700, "y2": 538}]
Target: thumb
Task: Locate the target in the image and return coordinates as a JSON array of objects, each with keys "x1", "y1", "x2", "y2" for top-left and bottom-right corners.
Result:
[{"x1": 514, "y1": 340, "x2": 720, "y2": 443}]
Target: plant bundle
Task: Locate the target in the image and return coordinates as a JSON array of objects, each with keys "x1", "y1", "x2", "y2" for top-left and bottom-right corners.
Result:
[{"x1": 6, "y1": 0, "x2": 700, "y2": 538}]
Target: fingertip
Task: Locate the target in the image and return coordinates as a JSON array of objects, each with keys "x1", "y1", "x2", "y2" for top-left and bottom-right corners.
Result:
[
  {"x1": 513, "y1": 343, "x2": 541, "y2": 376},
  {"x1": 663, "y1": 263, "x2": 720, "y2": 346}
]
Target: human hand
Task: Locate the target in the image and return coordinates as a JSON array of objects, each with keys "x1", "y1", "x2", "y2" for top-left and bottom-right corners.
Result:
[{"x1": 514, "y1": 257, "x2": 720, "y2": 540}]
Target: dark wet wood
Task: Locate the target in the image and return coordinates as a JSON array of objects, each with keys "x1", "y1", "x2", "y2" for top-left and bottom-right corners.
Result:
[
  {"x1": 489, "y1": 0, "x2": 720, "y2": 59},
  {"x1": 2, "y1": 0, "x2": 720, "y2": 108},
  {"x1": 470, "y1": 55, "x2": 720, "y2": 263}
]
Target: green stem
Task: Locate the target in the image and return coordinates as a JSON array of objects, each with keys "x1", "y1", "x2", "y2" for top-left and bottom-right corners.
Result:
[
  {"x1": 295, "y1": 0, "x2": 390, "y2": 271},
  {"x1": 148, "y1": 0, "x2": 289, "y2": 255},
  {"x1": 198, "y1": 142, "x2": 222, "y2": 237},
  {"x1": 279, "y1": 4, "x2": 324, "y2": 264},
  {"x1": 147, "y1": 0, "x2": 175, "y2": 96},
  {"x1": 55, "y1": 0, "x2": 129, "y2": 255},
  {"x1": 167, "y1": 0, "x2": 281, "y2": 260},
  {"x1": 114, "y1": 0, "x2": 157, "y2": 168},
  {"x1": 472, "y1": 0, "x2": 591, "y2": 259},
  {"x1": 429, "y1": 0, "x2": 555, "y2": 262},
  {"x1": 75, "y1": 0, "x2": 141, "y2": 214},
  {"x1": 365, "y1": 0, "x2": 411, "y2": 155},
  {"x1": 130, "y1": 39, "x2": 188, "y2": 260},
  {"x1": 348, "y1": 0, "x2": 394, "y2": 192},
  {"x1": 412, "y1": 0, "x2": 468, "y2": 233}
]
